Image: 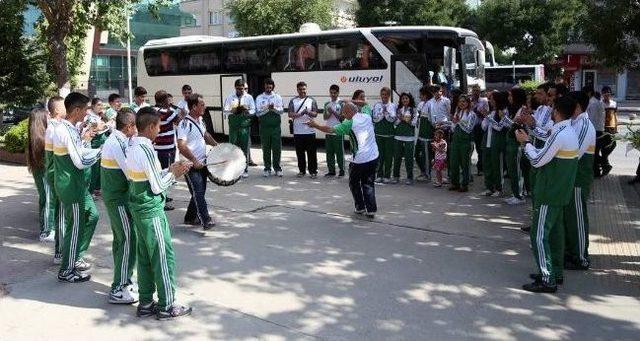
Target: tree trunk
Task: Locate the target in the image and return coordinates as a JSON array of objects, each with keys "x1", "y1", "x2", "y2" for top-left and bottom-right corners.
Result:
[{"x1": 50, "y1": 36, "x2": 71, "y2": 97}]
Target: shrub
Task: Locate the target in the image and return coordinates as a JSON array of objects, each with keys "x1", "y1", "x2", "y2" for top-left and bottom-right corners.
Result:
[
  {"x1": 520, "y1": 80, "x2": 542, "y2": 95},
  {"x1": 3, "y1": 119, "x2": 28, "y2": 153}
]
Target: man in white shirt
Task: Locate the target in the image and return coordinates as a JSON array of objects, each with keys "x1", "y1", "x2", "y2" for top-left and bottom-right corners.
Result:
[
  {"x1": 429, "y1": 84, "x2": 451, "y2": 124},
  {"x1": 288, "y1": 81, "x2": 319, "y2": 178},
  {"x1": 177, "y1": 94, "x2": 219, "y2": 230},
  {"x1": 176, "y1": 84, "x2": 192, "y2": 116},
  {"x1": 223, "y1": 79, "x2": 256, "y2": 177},
  {"x1": 130, "y1": 86, "x2": 150, "y2": 113},
  {"x1": 255, "y1": 78, "x2": 284, "y2": 177},
  {"x1": 591, "y1": 85, "x2": 614, "y2": 177},
  {"x1": 307, "y1": 101, "x2": 379, "y2": 218}
]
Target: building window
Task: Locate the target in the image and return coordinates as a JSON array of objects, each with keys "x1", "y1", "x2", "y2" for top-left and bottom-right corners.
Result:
[{"x1": 209, "y1": 11, "x2": 221, "y2": 25}]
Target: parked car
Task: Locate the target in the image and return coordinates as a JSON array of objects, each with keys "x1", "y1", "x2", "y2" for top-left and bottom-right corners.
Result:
[{"x1": 2, "y1": 104, "x2": 44, "y2": 124}]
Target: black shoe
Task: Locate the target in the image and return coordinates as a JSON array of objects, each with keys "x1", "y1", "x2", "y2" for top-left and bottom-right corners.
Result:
[
  {"x1": 338, "y1": 170, "x2": 345, "y2": 177},
  {"x1": 324, "y1": 172, "x2": 336, "y2": 177},
  {"x1": 184, "y1": 219, "x2": 201, "y2": 226},
  {"x1": 166, "y1": 197, "x2": 173, "y2": 203},
  {"x1": 529, "y1": 273, "x2": 564, "y2": 285},
  {"x1": 137, "y1": 301, "x2": 158, "y2": 317},
  {"x1": 522, "y1": 281, "x2": 557, "y2": 293},
  {"x1": 58, "y1": 269, "x2": 91, "y2": 283},
  {"x1": 602, "y1": 164, "x2": 612, "y2": 176},
  {"x1": 247, "y1": 161, "x2": 258, "y2": 167},
  {"x1": 74, "y1": 259, "x2": 92, "y2": 272},
  {"x1": 520, "y1": 226, "x2": 531, "y2": 233},
  {"x1": 164, "y1": 204, "x2": 175, "y2": 211},
  {"x1": 157, "y1": 304, "x2": 193, "y2": 320},
  {"x1": 564, "y1": 261, "x2": 590, "y2": 270},
  {"x1": 203, "y1": 221, "x2": 216, "y2": 230}
]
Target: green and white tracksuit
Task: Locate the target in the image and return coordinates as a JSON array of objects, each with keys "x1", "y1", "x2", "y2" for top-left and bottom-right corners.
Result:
[
  {"x1": 126, "y1": 136, "x2": 178, "y2": 311},
  {"x1": 564, "y1": 112, "x2": 596, "y2": 267},
  {"x1": 53, "y1": 120, "x2": 101, "y2": 276},
  {"x1": 450, "y1": 110, "x2": 477, "y2": 188},
  {"x1": 523, "y1": 119, "x2": 579, "y2": 285},
  {"x1": 324, "y1": 100, "x2": 345, "y2": 174},
  {"x1": 502, "y1": 110, "x2": 525, "y2": 199},
  {"x1": 85, "y1": 111, "x2": 108, "y2": 192},
  {"x1": 481, "y1": 111, "x2": 507, "y2": 192},
  {"x1": 224, "y1": 93, "x2": 256, "y2": 169},
  {"x1": 415, "y1": 100, "x2": 434, "y2": 176},
  {"x1": 372, "y1": 101, "x2": 396, "y2": 179},
  {"x1": 101, "y1": 130, "x2": 137, "y2": 291},
  {"x1": 45, "y1": 119, "x2": 64, "y2": 255},
  {"x1": 527, "y1": 105, "x2": 554, "y2": 194},
  {"x1": 256, "y1": 92, "x2": 284, "y2": 172},
  {"x1": 393, "y1": 106, "x2": 418, "y2": 180}
]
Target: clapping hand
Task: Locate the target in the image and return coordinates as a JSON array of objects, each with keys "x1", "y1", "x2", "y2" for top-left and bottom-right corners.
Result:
[{"x1": 170, "y1": 160, "x2": 192, "y2": 178}]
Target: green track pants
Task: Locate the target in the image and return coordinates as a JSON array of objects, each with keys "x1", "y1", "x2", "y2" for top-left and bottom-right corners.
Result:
[
  {"x1": 483, "y1": 147, "x2": 503, "y2": 192},
  {"x1": 531, "y1": 204, "x2": 565, "y2": 284},
  {"x1": 450, "y1": 134, "x2": 472, "y2": 187},
  {"x1": 230, "y1": 127, "x2": 249, "y2": 170},
  {"x1": 506, "y1": 141, "x2": 524, "y2": 199},
  {"x1": 133, "y1": 213, "x2": 177, "y2": 311},
  {"x1": 105, "y1": 202, "x2": 137, "y2": 290},
  {"x1": 325, "y1": 134, "x2": 344, "y2": 174},
  {"x1": 415, "y1": 139, "x2": 429, "y2": 176},
  {"x1": 376, "y1": 135, "x2": 394, "y2": 179},
  {"x1": 563, "y1": 186, "x2": 591, "y2": 267},
  {"x1": 89, "y1": 162, "x2": 101, "y2": 192},
  {"x1": 59, "y1": 194, "x2": 98, "y2": 276},
  {"x1": 393, "y1": 139, "x2": 414, "y2": 180},
  {"x1": 260, "y1": 126, "x2": 282, "y2": 172},
  {"x1": 33, "y1": 169, "x2": 57, "y2": 234}
]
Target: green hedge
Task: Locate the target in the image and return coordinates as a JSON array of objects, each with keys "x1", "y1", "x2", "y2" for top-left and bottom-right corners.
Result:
[{"x1": 4, "y1": 119, "x2": 28, "y2": 153}]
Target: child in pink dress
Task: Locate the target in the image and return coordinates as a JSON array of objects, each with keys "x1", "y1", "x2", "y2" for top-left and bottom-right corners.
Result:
[{"x1": 431, "y1": 129, "x2": 448, "y2": 187}]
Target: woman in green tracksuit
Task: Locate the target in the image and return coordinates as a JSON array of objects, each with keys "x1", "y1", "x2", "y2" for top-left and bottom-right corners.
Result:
[
  {"x1": 372, "y1": 87, "x2": 396, "y2": 183},
  {"x1": 481, "y1": 91, "x2": 508, "y2": 196},
  {"x1": 502, "y1": 88, "x2": 528, "y2": 205},
  {"x1": 393, "y1": 92, "x2": 418, "y2": 185},
  {"x1": 448, "y1": 95, "x2": 477, "y2": 192},
  {"x1": 27, "y1": 109, "x2": 55, "y2": 241}
]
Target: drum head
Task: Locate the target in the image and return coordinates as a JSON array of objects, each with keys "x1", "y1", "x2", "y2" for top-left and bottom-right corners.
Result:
[{"x1": 206, "y1": 143, "x2": 246, "y2": 186}]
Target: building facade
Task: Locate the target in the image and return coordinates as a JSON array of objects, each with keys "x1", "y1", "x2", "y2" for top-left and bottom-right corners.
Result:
[{"x1": 179, "y1": 0, "x2": 357, "y2": 37}]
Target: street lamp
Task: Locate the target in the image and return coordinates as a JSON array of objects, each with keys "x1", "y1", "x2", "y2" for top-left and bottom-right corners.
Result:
[{"x1": 126, "y1": 3, "x2": 133, "y2": 104}]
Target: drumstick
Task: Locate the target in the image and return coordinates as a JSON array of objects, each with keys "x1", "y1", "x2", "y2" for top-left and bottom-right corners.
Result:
[{"x1": 205, "y1": 160, "x2": 229, "y2": 167}]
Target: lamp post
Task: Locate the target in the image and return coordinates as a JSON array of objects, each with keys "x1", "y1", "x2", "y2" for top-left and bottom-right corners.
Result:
[{"x1": 126, "y1": 3, "x2": 133, "y2": 104}]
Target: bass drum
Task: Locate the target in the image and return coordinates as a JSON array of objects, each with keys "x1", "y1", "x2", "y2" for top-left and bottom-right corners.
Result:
[{"x1": 205, "y1": 143, "x2": 246, "y2": 186}]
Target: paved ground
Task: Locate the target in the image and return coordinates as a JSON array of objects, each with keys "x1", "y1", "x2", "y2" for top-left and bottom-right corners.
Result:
[{"x1": 1, "y1": 137, "x2": 639, "y2": 340}]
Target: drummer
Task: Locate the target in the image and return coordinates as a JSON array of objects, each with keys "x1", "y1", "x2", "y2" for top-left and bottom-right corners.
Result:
[{"x1": 177, "y1": 93, "x2": 218, "y2": 230}]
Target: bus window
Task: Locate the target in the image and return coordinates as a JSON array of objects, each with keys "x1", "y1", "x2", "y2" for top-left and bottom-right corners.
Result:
[
  {"x1": 177, "y1": 45, "x2": 221, "y2": 74},
  {"x1": 318, "y1": 34, "x2": 386, "y2": 70},
  {"x1": 273, "y1": 39, "x2": 317, "y2": 72},
  {"x1": 144, "y1": 48, "x2": 179, "y2": 76},
  {"x1": 375, "y1": 32, "x2": 423, "y2": 55},
  {"x1": 223, "y1": 41, "x2": 271, "y2": 73}
]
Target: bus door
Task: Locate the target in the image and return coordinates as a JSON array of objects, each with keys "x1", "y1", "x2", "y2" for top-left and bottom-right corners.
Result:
[
  {"x1": 246, "y1": 73, "x2": 272, "y2": 138},
  {"x1": 390, "y1": 54, "x2": 427, "y2": 102},
  {"x1": 219, "y1": 74, "x2": 246, "y2": 136}
]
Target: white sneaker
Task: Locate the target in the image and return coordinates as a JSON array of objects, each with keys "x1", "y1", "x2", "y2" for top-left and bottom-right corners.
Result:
[
  {"x1": 382, "y1": 178, "x2": 391, "y2": 184},
  {"x1": 491, "y1": 191, "x2": 503, "y2": 197},
  {"x1": 109, "y1": 285, "x2": 139, "y2": 304},
  {"x1": 503, "y1": 195, "x2": 515, "y2": 203},
  {"x1": 507, "y1": 197, "x2": 526, "y2": 205},
  {"x1": 389, "y1": 178, "x2": 399, "y2": 184},
  {"x1": 39, "y1": 231, "x2": 55, "y2": 243},
  {"x1": 275, "y1": 170, "x2": 283, "y2": 177},
  {"x1": 375, "y1": 177, "x2": 384, "y2": 183},
  {"x1": 263, "y1": 170, "x2": 271, "y2": 177},
  {"x1": 481, "y1": 190, "x2": 494, "y2": 196},
  {"x1": 365, "y1": 212, "x2": 375, "y2": 218},
  {"x1": 416, "y1": 174, "x2": 428, "y2": 182},
  {"x1": 53, "y1": 253, "x2": 62, "y2": 265},
  {"x1": 354, "y1": 209, "x2": 365, "y2": 215},
  {"x1": 242, "y1": 171, "x2": 249, "y2": 178}
]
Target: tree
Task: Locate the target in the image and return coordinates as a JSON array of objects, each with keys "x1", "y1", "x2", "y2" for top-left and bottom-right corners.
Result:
[
  {"x1": 471, "y1": 0, "x2": 585, "y2": 64},
  {"x1": 32, "y1": 0, "x2": 171, "y2": 95},
  {"x1": 228, "y1": 0, "x2": 334, "y2": 36},
  {"x1": 582, "y1": 0, "x2": 640, "y2": 70},
  {"x1": 0, "y1": 0, "x2": 50, "y2": 107},
  {"x1": 355, "y1": 0, "x2": 469, "y2": 27}
]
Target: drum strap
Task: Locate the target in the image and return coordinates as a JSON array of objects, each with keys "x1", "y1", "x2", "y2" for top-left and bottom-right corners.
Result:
[
  {"x1": 185, "y1": 116, "x2": 205, "y2": 138},
  {"x1": 295, "y1": 97, "x2": 309, "y2": 114}
]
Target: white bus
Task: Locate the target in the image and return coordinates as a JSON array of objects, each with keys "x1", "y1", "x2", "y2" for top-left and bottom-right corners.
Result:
[
  {"x1": 484, "y1": 64, "x2": 545, "y2": 91},
  {"x1": 137, "y1": 26, "x2": 486, "y2": 138}
]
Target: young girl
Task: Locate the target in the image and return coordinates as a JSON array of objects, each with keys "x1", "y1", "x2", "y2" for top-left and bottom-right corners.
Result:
[
  {"x1": 372, "y1": 87, "x2": 397, "y2": 183},
  {"x1": 431, "y1": 130, "x2": 447, "y2": 187},
  {"x1": 481, "y1": 91, "x2": 508, "y2": 196},
  {"x1": 449, "y1": 95, "x2": 477, "y2": 192},
  {"x1": 503, "y1": 88, "x2": 528, "y2": 204},
  {"x1": 393, "y1": 92, "x2": 418, "y2": 185},
  {"x1": 27, "y1": 108, "x2": 54, "y2": 241}
]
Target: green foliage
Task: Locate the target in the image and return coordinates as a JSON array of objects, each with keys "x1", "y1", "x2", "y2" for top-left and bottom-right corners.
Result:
[
  {"x1": 355, "y1": 0, "x2": 469, "y2": 27},
  {"x1": 519, "y1": 80, "x2": 541, "y2": 95},
  {"x1": 471, "y1": 0, "x2": 586, "y2": 64},
  {"x1": 228, "y1": 0, "x2": 334, "y2": 36},
  {"x1": 3, "y1": 119, "x2": 29, "y2": 153},
  {"x1": 0, "y1": 0, "x2": 51, "y2": 107},
  {"x1": 582, "y1": 0, "x2": 640, "y2": 71}
]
